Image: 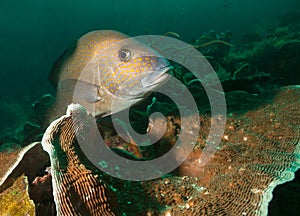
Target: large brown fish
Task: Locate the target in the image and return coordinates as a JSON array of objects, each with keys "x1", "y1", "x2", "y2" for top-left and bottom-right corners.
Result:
[
  {"x1": 47, "y1": 30, "x2": 171, "y2": 123},
  {"x1": 43, "y1": 30, "x2": 171, "y2": 215}
]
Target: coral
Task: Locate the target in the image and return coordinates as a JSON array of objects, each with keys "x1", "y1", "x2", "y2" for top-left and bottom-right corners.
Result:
[
  {"x1": 0, "y1": 142, "x2": 49, "y2": 193},
  {"x1": 192, "y1": 30, "x2": 233, "y2": 59},
  {"x1": 0, "y1": 86, "x2": 297, "y2": 215},
  {"x1": 192, "y1": 39, "x2": 233, "y2": 49},
  {"x1": 142, "y1": 86, "x2": 300, "y2": 215},
  {"x1": 224, "y1": 25, "x2": 300, "y2": 86},
  {"x1": 1, "y1": 23, "x2": 299, "y2": 215},
  {"x1": 33, "y1": 85, "x2": 299, "y2": 216},
  {"x1": 0, "y1": 174, "x2": 35, "y2": 216},
  {"x1": 41, "y1": 104, "x2": 117, "y2": 215}
]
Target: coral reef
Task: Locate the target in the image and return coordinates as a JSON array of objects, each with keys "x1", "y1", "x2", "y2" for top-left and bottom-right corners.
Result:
[
  {"x1": 108, "y1": 86, "x2": 299, "y2": 216},
  {"x1": 0, "y1": 17, "x2": 299, "y2": 216},
  {"x1": 186, "y1": 18, "x2": 300, "y2": 96},
  {"x1": 26, "y1": 86, "x2": 299, "y2": 216}
]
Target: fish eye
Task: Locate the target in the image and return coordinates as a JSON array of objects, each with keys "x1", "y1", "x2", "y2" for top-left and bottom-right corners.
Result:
[{"x1": 119, "y1": 48, "x2": 131, "y2": 62}]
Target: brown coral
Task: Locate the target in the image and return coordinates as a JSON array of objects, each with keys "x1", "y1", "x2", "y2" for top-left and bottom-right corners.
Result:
[
  {"x1": 41, "y1": 104, "x2": 117, "y2": 216},
  {"x1": 0, "y1": 142, "x2": 49, "y2": 193},
  {"x1": 29, "y1": 86, "x2": 299, "y2": 216},
  {"x1": 141, "y1": 86, "x2": 300, "y2": 215}
]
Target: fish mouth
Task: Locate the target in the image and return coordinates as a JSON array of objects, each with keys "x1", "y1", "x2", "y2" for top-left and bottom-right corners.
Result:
[
  {"x1": 118, "y1": 65, "x2": 172, "y2": 99},
  {"x1": 141, "y1": 65, "x2": 172, "y2": 89}
]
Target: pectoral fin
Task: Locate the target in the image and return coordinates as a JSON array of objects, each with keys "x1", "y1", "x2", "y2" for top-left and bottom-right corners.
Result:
[{"x1": 46, "y1": 79, "x2": 102, "y2": 124}]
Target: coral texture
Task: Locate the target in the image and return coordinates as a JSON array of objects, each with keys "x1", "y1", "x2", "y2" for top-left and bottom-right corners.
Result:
[
  {"x1": 41, "y1": 104, "x2": 117, "y2": 216},
  {"x1": 0, "y1": 174, "x2": 35, "y2": 216},
  {"x1": 141, "y1": 86, "x2": 300, "y2": 215}
]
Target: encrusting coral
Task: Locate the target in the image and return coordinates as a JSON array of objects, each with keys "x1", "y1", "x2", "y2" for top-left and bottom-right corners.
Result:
[
  {"x1": 0, "y1": 174, "x2": 35, "y2": 216},
  {"x1": 140, "y1": 86, "x2": 300, "y2": 215}
]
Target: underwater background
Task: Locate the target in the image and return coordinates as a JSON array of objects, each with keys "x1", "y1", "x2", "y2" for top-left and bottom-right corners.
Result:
[
  {"x1": 0, "y1": 0, "x2": 299, "y2": 100},
  {"x1": 1, "y1": 1, "x2": 300, "y2": 215}
]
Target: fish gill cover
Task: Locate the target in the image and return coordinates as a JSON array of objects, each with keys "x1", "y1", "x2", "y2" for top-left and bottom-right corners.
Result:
[{"x1": 0, "y1": 1, "x2": 300, "y2": 216}]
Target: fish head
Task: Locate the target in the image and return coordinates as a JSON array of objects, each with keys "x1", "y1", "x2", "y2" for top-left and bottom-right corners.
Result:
[
  {"x1": 49, "y1": 30, "x2": 171, "y2": 118},
  {"x1": 92, "y1": 34, "x2": 172, "y2": 116},
  {"x1": 97, "y1": 36, "x2": 171, "y2": 100}
]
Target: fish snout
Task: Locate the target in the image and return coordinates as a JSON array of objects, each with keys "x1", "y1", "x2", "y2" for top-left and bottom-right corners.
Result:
[
  {"x1": 108, "y1": 55, "x2": 171, "y2": 99},
  {"x1": 147, "y1": 56, "x2": 170, "y2": 72},
  {"x1": 141, "y1": 57, "x2": 172, "y2": 88}
]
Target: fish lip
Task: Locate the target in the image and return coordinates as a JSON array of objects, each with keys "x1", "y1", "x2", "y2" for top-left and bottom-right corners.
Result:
[
  {"x1": 111, "y1": 65, "x2": 172, "y2": 99},
  {"x1": 143, "y1": 65, "x2": 172, "y2": 88}
]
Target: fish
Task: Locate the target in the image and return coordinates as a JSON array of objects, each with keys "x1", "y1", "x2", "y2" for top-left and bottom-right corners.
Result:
[
  {"x1": 38, "y1": 31, "x2": 172, "y2": 214},
  {"x1": 47, "y1": 30, "x2": 171, "y2": 124}
]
